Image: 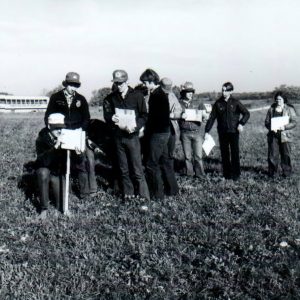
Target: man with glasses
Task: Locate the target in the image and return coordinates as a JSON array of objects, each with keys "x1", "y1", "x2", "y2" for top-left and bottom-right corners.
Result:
[
  {"x1": 44, "y1": 72, "x2": 95, "y2": 199},
  {"x1": 103, "y1": 70, "x2": 150, "y2": 202}
]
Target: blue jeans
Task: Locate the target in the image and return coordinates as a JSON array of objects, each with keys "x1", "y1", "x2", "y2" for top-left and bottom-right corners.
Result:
[
  {"x1": 86, "y1": 147, "x2": 98, "y2": 193},
  {"x1": 180, "y1": 130, "x2": 204, "y2": 176},
  {"x1": 146, "y1": 132, "x2": 178, "y2": 199},
  {"x1": 267, "y1": 133, "x2": 292, "y2": 177},
  {"x1": 115, "y1": 135, "x2": 150, "y2": 199}
]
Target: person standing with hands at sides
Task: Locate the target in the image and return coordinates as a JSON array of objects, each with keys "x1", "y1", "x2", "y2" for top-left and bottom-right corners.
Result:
[
  {"x1": 163, "y1": 78, "x2": 183, "y2": 161},
  {"x1": 179, "y1": 82, "x2": 208, "y2": 177},
  {"x1": 103, "y1": 70, "x2": 150, "y2": 202},
  {"x1": 204, "y1": 82, "x2": 250, "y2": 181},
  {"x1": 265, "y1": 91, "x2": 297, "y2": 177},
  {"x1": 44, "y1": 72, "x2": 95, "y2": 199},
  {"x1": 144, "y1": 73, "x2": 179, "y2": 200},
  {"x1": 139, "y1": 68, "x2": 160, "y2": 165},
  {"x1": 35, "y1": 113, "x2": 67, "y2": 219}
]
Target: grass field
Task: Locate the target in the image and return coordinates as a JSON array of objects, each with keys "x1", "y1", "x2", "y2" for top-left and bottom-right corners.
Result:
[{"x1": 0, "y1": 105, "x2": 300, "y2": 299}]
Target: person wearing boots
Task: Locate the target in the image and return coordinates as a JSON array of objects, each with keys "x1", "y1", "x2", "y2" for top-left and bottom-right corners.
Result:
[
  {"x1": 179, "y1": 81, "x2": 207, "y2": 177},
  {"x1": 44, "y1": 72, "x2": 96, "y2": 199}
]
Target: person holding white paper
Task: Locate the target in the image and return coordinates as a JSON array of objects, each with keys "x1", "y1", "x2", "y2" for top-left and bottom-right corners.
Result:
[
  {"x1": 44, "y1": 72, "x2": 95, "y2": 199},
  {"x1": 265, "y1": 91, "x2": 297, "y2": 177},
  {"x1": 35, "y1": 113, "x2": 67, "y2": 218},
  {"x1": 204, "y1": 82, "x2": 250, "y2": 181},
  {"x1": 103, "y1": 70, "x2": 150, "y2": 201},
  {"x1": 179, "y1": 82, "x2": 208, "y2": 177}
]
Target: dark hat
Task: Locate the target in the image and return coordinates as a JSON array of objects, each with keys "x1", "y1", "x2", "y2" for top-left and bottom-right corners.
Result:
[
  {"x1": 62, "y1": 72, "x2": 81, "y2": 87},
  {"x1": 48, "y1": 113, "x2": 66, "y2": 128},
  {"x1": 181, "y1": 81, "x2": 195, "y2": 93},
  {"x1": 160, "y1": 77, "x2": 173, "y2": 93},
  {"x1": 140, "y1": 68, "x2": 160, "y2": 84},
  {"x1": 222, "y1": 82, "x2": 234, "y2": 92},
  {"x1": 112, "y1": 70, "x2": 128, "y2": 83}
]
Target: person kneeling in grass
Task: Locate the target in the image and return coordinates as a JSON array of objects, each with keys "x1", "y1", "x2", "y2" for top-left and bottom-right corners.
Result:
[{"x1": 35, "y1": 113, "x2": 67, "y2": 218}]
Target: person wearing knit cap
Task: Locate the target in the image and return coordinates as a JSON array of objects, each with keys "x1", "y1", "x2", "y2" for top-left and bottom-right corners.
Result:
[{"x1": 179, "y1": 82, "x2": 208, "y2": 177}]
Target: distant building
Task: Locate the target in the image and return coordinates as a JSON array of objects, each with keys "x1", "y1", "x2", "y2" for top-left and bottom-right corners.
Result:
[{"x1": 0, "y1": 95, "x2": 49, "y2": 113}]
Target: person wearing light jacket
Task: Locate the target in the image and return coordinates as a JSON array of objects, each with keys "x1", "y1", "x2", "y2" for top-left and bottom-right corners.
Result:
[
  {"x1": 179, "y1": 82, "x2": 208, "y2": 177},
  {"x1": 265, "y1": 91, "x2": 297, "y2": 177}
]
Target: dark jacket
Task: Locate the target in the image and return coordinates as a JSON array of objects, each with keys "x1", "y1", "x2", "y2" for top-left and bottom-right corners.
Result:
[
  {"x1": 44, "y1": 90, "x2": 90, "y2": 131},
  {"x1": 103, "y1": 87, "x2": 148, "y2": 137},
  {"x1": 205, "y1": 96, "x2": 250, "y2": 133},
  {"x1": 35, "y1": 127, "x2": 67, "y2": 175},
  {"x1": 179, "y1": 99, "x2": 205, "y2": 131},
  {"x1": 146, "y1": 86, "x2": 170, "y2": 134}
]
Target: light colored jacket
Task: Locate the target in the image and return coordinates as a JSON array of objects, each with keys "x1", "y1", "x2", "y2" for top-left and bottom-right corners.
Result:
[
  {"x1": 168, "y1": 92, "x2": 183, "y2": 138},
  {"x1": 265, "y1": 104, "x2": 297, "y2": 143}
]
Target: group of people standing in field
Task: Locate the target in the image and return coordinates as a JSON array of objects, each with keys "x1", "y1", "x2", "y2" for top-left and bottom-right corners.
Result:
[{"x1": 33, "y1": 68, "x2": 297, "y2": 218}]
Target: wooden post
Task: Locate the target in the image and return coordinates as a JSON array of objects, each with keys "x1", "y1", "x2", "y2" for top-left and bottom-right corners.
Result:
[{"x1": 63, "y1": 149, "x2": 71, "y2": 214}]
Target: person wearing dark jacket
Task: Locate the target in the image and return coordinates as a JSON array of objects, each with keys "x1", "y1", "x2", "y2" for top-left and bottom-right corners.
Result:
[
  {"x1": 204, "y1": 82, "x2": 250, "y2": 180},
  {"x1": 35, "y1": 113, "x2": 67, "y2": 218},
  {"x1": 265, "y1": 91, "x2": 297, "y2": 177},
  {"x1": 103, "y1": 69, "x2": 150, "y2": 201},
  {"x1": 44, "y1": 72, "x2": 95, "y2": 199},
  {"x1": 145, "y1": 76, "x2": 179, "y2": 200}
]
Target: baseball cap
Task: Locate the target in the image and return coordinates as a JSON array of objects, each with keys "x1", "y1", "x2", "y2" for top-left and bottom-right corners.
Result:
[
  {"x1": 62, "y1": 72, "x2": 81, "y2": 87},
  {"x1": 112, "y1": 70, "x2": 128, "y2": 83}
]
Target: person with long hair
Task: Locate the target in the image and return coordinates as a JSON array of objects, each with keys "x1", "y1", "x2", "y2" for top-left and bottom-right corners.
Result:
[{"x1": 265, "y1": 91, "x2": 297, "y2": 177}]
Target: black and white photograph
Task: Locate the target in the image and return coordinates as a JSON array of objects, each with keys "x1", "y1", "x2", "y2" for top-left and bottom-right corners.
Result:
[{"x1": 0, "y1": 0, "x2": 300, "y2": 298}]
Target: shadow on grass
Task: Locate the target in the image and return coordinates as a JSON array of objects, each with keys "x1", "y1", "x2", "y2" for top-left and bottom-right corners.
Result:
[{"x1": 17, "y1": 161, "x2": 39, "y2": 212}]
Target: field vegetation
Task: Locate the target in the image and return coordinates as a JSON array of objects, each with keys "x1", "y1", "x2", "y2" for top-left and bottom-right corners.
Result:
[{"x1": 0, "y1": 104, "x2": 299, "y2": 299}]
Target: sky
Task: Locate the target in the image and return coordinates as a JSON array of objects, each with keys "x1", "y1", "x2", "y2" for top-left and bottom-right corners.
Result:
[{"x1": 1, "y1": 0, "x2": 300, "y2": 98}]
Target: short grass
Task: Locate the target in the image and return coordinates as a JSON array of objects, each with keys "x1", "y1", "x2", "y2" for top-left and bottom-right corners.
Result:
[{"x1": 0, "y1": 105, "x2": 299, "y2": 299}]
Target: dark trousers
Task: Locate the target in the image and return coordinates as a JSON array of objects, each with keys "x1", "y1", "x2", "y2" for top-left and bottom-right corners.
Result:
[
  {"x1": 146, "y1": 132, "x2": 179, "y2": 199},
  {"x1": 71, "y1": 152, "x2": 90, "y2": 198},
  {"x1": 218, "y1": 132, "x2": 240, "y2": 179},
  {"x1": 36, "y1": 168, "x2": 65, "y2": 212},
  {"x1": 86, "y1": 147, "x2": 98, "y2": 193},
  {"x1": 115, "y1": 135, "x2": 150, "y2": 200},
  {"x1": 268, "y1": 134, "x2": 292, "y2": 176}
]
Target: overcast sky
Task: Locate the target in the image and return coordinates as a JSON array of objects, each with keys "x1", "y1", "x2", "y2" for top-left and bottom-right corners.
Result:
[{"x1": 0, "y1": 0, "x2": 300, "y2": 98}]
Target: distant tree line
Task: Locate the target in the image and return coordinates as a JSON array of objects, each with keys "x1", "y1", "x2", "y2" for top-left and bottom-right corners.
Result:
[{"x1": 39, "y1": 84, "x2": 300, "y2": 106}]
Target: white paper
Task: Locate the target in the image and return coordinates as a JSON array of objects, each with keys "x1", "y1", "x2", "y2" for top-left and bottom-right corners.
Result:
[
  {"x1": 115, "y1": 108, "x2": 136, "y2": 130},
  {"x1": 185, "y1": 109, "x2": 202, "y2": 122},
  {"x1": 202, "y1": 134, "x2": 215, "y2": 156},
  {"x1": 271, "y1": 116, "x2": 289, "y2": 131},
  {"x1": 60, "y1": 129, "x2": 86, "y2": 152}
]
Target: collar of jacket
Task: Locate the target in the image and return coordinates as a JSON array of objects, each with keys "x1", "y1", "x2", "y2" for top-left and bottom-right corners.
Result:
[
  {"x1": 181, "y1": 99, "x2": 191, "y2": 108},
  {"x1": 113, "y1": 86, "x2": 134, "y2": 100}
]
